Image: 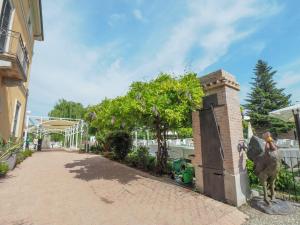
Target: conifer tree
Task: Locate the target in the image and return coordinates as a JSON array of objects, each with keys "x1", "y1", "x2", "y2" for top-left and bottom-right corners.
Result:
[{"x1": 244, "y1": 60, "x2": 293, "y2": 136}]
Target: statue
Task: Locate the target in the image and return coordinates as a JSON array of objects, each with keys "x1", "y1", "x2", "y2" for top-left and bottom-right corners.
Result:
[{"x1": 247, "y1": 132, "x2": 281, "y2": 204}]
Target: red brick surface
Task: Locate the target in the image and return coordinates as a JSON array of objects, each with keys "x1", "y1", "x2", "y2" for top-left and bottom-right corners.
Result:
[{"x1": 0, "y1": 151, "x2": 248, "y2": 225}]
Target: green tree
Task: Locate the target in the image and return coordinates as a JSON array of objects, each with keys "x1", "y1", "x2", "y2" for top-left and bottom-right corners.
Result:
[
  {"x1": 128, "y1": 73, "x2": 203, "y2": 174},
  {"x1": 48, "y1": 99, "x2": 86, "y2": 119},
  {"x1": 85, "y1": 96, "x2": 136, "y2": 148},
  {"x1": 86, "y1": 73, "x2": 203, "y2": 174},
  {"x1": 244, "y1": 60, "x2": 293, "y2": 136}
]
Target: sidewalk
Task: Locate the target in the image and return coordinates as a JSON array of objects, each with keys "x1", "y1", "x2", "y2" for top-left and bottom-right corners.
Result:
[{"x1": 0, "y1": 150, "x2": 248, "y2": 225}]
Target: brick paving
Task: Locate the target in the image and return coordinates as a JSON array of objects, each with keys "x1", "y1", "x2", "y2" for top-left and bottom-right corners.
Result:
[{"x1": 0, "y1": 151, "x2": 248, "y2": 225}]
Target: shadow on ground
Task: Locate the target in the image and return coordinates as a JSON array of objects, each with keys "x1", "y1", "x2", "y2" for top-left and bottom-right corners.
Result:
[
  {"x1": 65, "y1": 156, "x2": 146, "y2": 184},
  {"x1": 0, "y1": 174, "x2": 14, "y2": 183}
]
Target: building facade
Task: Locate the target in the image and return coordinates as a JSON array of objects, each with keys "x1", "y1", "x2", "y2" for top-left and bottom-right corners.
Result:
[{"x1": 0, "y1": 0, "x2": 43, "y2": 141}]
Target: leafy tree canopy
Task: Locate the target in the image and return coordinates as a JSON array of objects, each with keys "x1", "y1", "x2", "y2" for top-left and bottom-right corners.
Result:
[
  {"x1": 48, "y1": 99, "x2": 86, "y2": 119},
  {"x1": 86, "y1": 72, "x2": 204, "y2": 173}
]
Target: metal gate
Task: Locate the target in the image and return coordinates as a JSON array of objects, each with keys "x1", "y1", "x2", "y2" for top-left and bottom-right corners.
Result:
[{"x1": 200, "y1": 94, "x2": 225, "y2": 201}]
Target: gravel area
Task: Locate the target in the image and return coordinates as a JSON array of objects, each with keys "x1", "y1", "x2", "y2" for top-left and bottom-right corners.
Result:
[{"x1": 240, "y1": 202, "x2": 300, "y2": 225}]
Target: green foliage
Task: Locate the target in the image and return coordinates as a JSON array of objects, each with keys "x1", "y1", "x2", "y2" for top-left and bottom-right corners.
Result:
[
  {"x1": 103, "y1": 151, "x2": 117, "y2": 160},
  {"x1": 128, "y1": 73, "x2": 204, "y2": 173},
  {"x1": 135, "y1": 146, "x2": 150, "y2": 169},
  {"x1": 106, "y1": 131, "x2": 132, "y2": 160},
  {"x1": 147, "y1": 155, "x2": 156, "y2": 171},
  {"x1": 246, "y1": 159, "x2": 300, "y2": 193},
  {"x1": 50, "y1": 133, "x2": 64, "y2": 142},
  {"x1": 166, "y1": 160, "x2": 173, "y2": 174},
  {"x1": 275, "y1": 166, "x2": 300, "y2": 192},
  {"x1": 22, "y1": 149, "x2": 33, "y2": 158},
  {"x1": 244, "y1": 60, "x2": 293, "y2": 136},
  {"x1": 0, "y1": 137, "x2": 23, "y2": 161},
  {"x1": 89, "y1": 145, "x2": 102, "y2": 154},
  {"x1": 246, "y1": 159, "x2": 259, "y2": 186},
  {"x1": 86, "y1": 96, "x2": 136, "y2": 138},
  {"x1": 125, "y1": 150, "x2": 139, "y2": 167},
  {"x1": 125, "y1": 146, "x2": 157, "y2": 171},
  {"x1": 0, "y1": 136, "x2": 5, "y2": 149},
  {"x1": 275, "y1": 167, "x2": 294, "y2": 191},
  {"x1": 128, "y1": 73, "x2": 203, "y2": 130},
  {"x1": 0, "y1": 161, "x2": 9, "y2": 176},
  {"x1": 16, "y1": 150, "x2": 33, "y2": 165},
  {"x1": 16, "y1": 152, "x2": 25, "y2": 164},
  {"x1": 86, "y1": 72, "x2": 204, "y2": 174},
  {"x1": 242, "y1": 120, "x2": 249, "y2": 139},
  {"x1": 176, "y1": 128, "x2": 193, "y2": 138},
  {"x1": 48, "y1": 99, "x2": 86, "y2": 119}
]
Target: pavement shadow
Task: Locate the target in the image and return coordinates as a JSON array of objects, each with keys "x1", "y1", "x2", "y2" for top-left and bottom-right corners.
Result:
[
  {"x1": 0, "y1": 174, "x2": 15, "y2": 183},
  {"x1": 10, "y1": 220, "x2": 32, "y2": 225},
  {"x1": 65, "y1": 156, "x2": 145, "y2": 184}
]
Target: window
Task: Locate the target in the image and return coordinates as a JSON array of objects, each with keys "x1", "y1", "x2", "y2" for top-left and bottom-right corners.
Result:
[
  {"x1": 0, "y1": 0, "x2": 12, "y2": 51},
  {"x1": 12, "y1": 101, "x2": 21, "y2": 137}
]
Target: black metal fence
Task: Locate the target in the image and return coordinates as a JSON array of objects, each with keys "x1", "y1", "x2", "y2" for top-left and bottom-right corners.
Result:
[{"x1": 276, "y1": 156, "x2": 300, "y2": 202}]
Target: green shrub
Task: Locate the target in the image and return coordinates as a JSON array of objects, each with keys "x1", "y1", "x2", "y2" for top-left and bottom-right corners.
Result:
[
  {"x1": 246, "y1": 159, "x2": 259, "y2": 187},
  {"x1": 135, "y1": 146, "x2": 150, "y2": 169},
  {"x1": 246, "y1": 159, "x2": 300, "y2": 192},
  {"x1": 90, "y1": 145, "x2": 102, "y2": 154},
  {"x1": 16, "y1": 152, "x2": 25, "y2": 164},
  {"x1": 125, "y1": 150, "x2": 138, "y2": 167},
  {"x1": 275, "y1": 166, "x2": 300, "y2": 192},
  {"x1": 125, "y1": 147, "x2": 157, "y2": 172},
  {"x1": 0, "y1": 136, "x2": 5, "y2": 149},
  {"x1": 103, "y1": 151, "x2": 117, "y2": 160},
  {"x1": 147, "y1": 155, "x2": 156, "y2": 171},
  {"x1": 16, "y1": 150, "x2": 33, "y2": 165},
  {"x1": 106, "y1": 131, "x2": 132, "y2": 160},
  {"x1": 23, "y1": 149, "x2": 33, "y2": 158},
  {"x1": 0, "y1": 161, "x2": 9, "y2": 176},
  {"x1": 166, "y1": 160, "x2": 173, "y2": 174}
]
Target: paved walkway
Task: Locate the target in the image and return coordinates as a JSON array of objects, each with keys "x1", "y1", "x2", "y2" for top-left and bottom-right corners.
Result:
[{"x1": 0, "y1": 151, "x2": 248, "y2": 225}]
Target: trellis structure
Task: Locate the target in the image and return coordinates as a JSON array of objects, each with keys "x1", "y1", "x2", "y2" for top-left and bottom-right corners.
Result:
[{"x1": 24, "y1": 115, "x2": 87, "y2": 150}]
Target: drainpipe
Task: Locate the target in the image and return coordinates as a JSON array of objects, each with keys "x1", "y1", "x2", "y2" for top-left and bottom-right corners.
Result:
[{"x1": 293, "y1": 109, "x2": 300, "y2": 148}]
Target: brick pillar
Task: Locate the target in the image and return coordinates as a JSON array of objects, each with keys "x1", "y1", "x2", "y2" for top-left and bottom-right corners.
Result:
[
  {"x1": 192, "y1": 69, "x2": 249, "y2": 206},
  {"x1": 192, "y1": 111, "x2": 204, "y2": 192}
]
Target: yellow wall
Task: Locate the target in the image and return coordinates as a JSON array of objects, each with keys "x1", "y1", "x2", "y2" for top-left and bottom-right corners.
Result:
[{"x1": 0, "y1": 0, "x2": 41, "y2": 141}]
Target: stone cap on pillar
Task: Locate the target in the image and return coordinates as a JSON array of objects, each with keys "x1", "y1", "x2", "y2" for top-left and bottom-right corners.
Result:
[{"x1": 200, "y1": 69, "x2": 240, "y2": 91}]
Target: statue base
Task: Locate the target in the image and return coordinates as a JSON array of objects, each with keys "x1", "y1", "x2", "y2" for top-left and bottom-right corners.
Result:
[{"x1": 250, "y1": 197, "x2": 295, "y2": 215}]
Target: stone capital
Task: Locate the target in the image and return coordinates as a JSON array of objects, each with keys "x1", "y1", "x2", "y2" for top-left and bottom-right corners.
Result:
[{"x1": 200, "y1": 69, "x2": 240, "y2": 91}]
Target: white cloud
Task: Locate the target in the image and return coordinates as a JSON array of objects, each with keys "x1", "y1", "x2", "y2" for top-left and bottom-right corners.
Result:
[
  {"x1": 132, "y1": 9, "x2": 146, "y2": 22},
  {"x1": 28, "y1": 0, "x2": 283, "y2": 115},
  {"x1": 276, "y1": 59, "x2": 300, "y2": 103},
  {"x1": 144, "y1": 0, "x2": 282, "y2": 74},
  {"x1": 251, "y1": 41, "x2": 266, "y2": 54},
  {"x1": 278, "y1": 72, "x2": 300, "y2": 87},
  {"x1": 108, "y1": 13, "x2": 126, "y2": 27}
]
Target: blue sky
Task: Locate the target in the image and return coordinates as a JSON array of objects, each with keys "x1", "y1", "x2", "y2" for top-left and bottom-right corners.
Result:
[{"x1": 28, "y1": 0, "x2": 300, "y2": 116}]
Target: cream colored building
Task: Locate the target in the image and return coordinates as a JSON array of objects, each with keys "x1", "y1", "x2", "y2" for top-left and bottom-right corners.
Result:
[{"x1": 0, "y1": 0, "x2": 43, "y2": 141}]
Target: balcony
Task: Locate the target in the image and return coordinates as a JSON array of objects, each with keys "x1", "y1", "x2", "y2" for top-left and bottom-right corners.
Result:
[{"x1": 0, "y1": 28, "x2": 29, "y2": 82}]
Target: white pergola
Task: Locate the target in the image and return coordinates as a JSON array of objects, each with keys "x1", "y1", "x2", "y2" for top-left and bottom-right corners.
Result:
[
  {"x1": 24, "y1": 115, "x2": 87, "y2": 150},
  {"x1": 270, "y1": 104, "x2": 300, "y2": 147}
]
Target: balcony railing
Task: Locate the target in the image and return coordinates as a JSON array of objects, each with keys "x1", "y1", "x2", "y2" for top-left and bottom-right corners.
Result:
[{"x1": 0, "y1": 28, "x2": 29, "y2": 81}]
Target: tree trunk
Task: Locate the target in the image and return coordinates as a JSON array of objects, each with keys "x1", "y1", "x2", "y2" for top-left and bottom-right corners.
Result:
[{"x1": 155, "y1": 119, "x2": 168, "y2": 174}]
